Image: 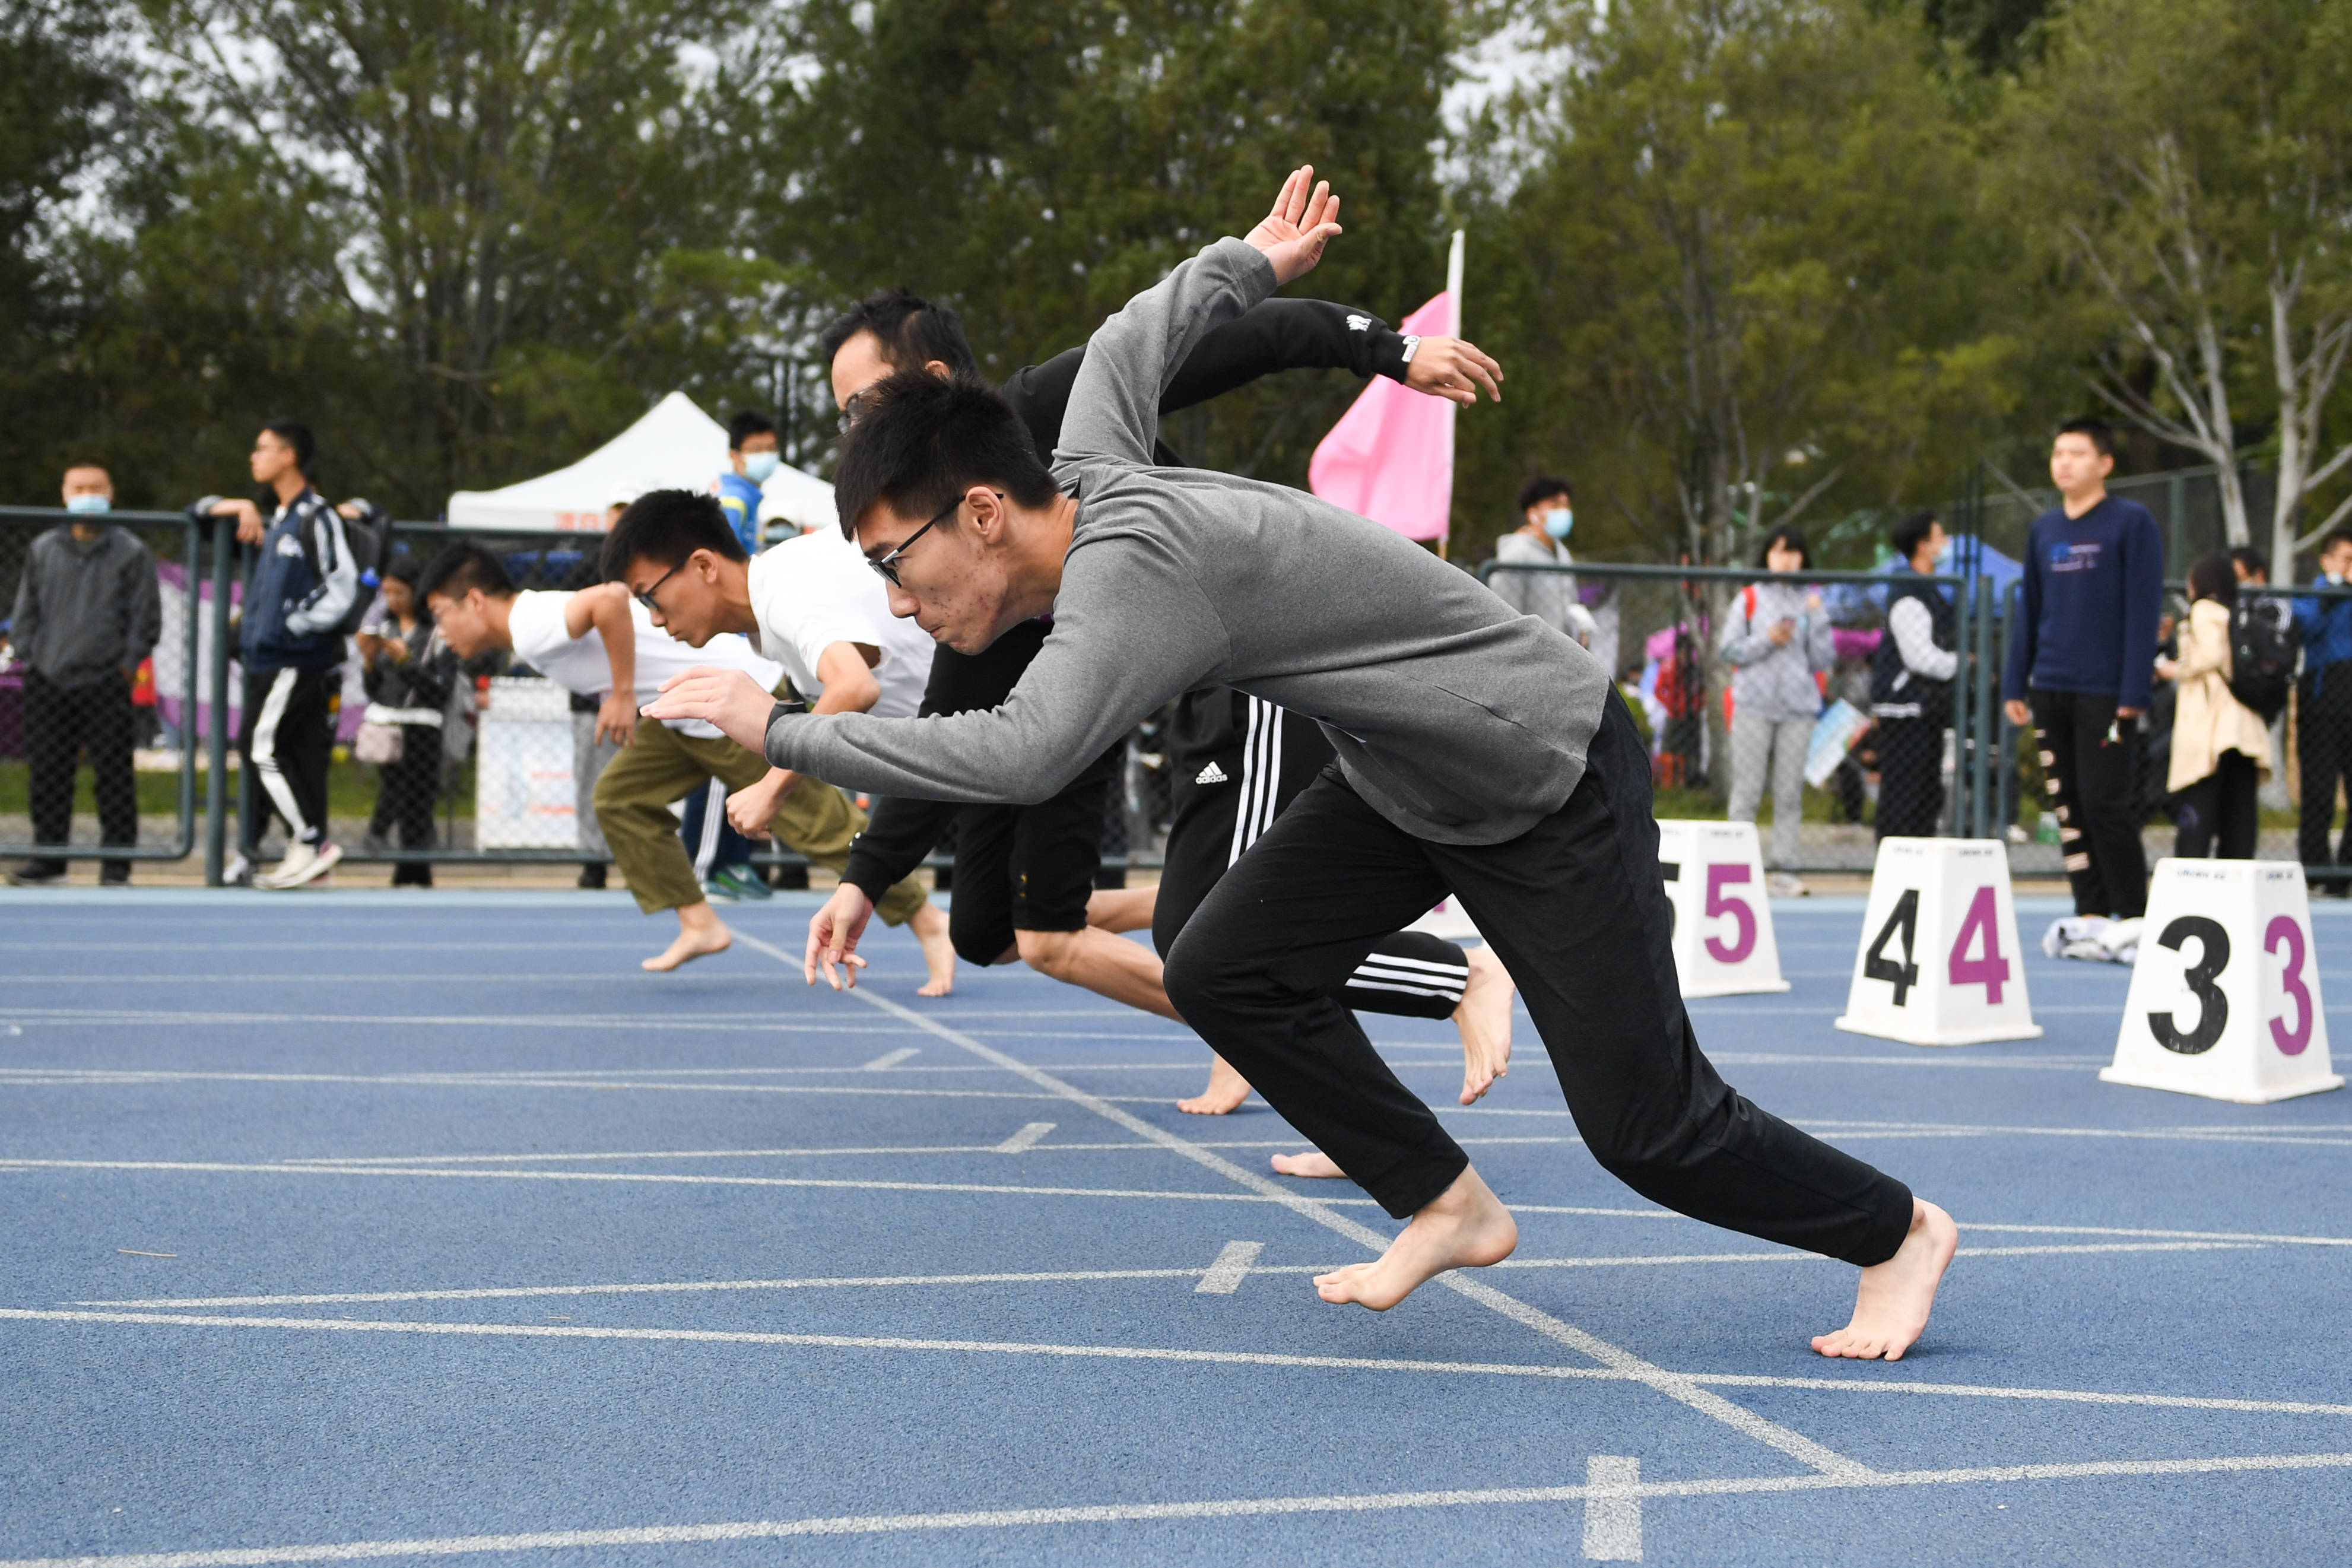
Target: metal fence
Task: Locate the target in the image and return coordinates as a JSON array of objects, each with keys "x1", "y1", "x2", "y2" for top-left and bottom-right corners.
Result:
[{"x1": 1484, "y1": 554, "x2": 2352, "y2": 885}]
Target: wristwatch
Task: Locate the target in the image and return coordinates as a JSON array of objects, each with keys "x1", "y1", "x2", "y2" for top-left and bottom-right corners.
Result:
[{"x1": 1399, "y1": 335, "x2": 1423, "y2": 364}]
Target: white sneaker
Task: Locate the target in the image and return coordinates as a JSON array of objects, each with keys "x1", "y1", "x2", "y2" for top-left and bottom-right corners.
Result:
[
  {"x1": 1768, "y1": 872, "x2": 1807, "y2": 897},
  {"x1": 223, "y1": 853, "x2": 253, "y2": 888},
  {"x1": 2097, "y1": 916, "x2": 2144, "y2": 966},
  {"x1": 256, "y1": 840, "x2": 342, "y2": 890}
]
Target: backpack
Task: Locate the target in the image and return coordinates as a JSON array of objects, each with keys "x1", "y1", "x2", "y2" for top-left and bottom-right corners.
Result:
[
  {"x1": 2228, "y1": 597, "x2": 2299, "y2": 723},
  {"x1": 301, "y1": 496, "x2": 386, "y2": 636}
]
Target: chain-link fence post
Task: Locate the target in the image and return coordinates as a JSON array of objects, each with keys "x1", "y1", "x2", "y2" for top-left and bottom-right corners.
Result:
[{"x1": 204, "y1": 513, "x2": 234, "y2": 885}]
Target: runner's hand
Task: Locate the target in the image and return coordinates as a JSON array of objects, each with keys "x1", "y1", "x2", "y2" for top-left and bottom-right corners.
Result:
[
  {"x1": 807, "y1": 884, "x2": 876, "y2": 990},
  {"x1": 595, "y1": 690, "x2": 637, "y2": 747},
  {"x1": 1243, "y1": 166, "x2": 1342, "y2": 285},
  {"x1": 1402, "y1": 337, "x2": 1503, "y2": 405},
  {"x1": 642, "y1": 667, "x2": 774, "y2": 751}
]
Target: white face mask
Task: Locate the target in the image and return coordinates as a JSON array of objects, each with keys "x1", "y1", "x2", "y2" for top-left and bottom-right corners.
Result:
[
  {"x1": 65, "y1": 493, "x2": 110, "y2": 515},
  {"x1": 2328, "y1": 571, "x2": 2347, "y2": 587},
  {"x1": 742, "y1": 452, "x2": 780, "y2": 484},
  {"x1": 1543, "y1": 507, "x2": 1574, "y2": 541}
]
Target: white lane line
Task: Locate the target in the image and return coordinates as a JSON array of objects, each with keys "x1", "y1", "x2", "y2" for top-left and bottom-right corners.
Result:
[
  {"x1": 994, "y1": 1122, "x2": 1056, "y2": 1154},
  {"x1": 1194, "y1": 1242, "x2": 1263, "y2": 1295},
  {"x1": 1583, "y1": 1456, "x2": 1641, "y2": 1561},
  {"x1": 265, "y1": 1137, "x2": 1566, "y2": 1166},
  {"x1": 0, "y1": 1013, "x2": 918, "y2": 1035},
  {"x1": 859, "y1": 1048, "x2": 921, "y2": 1071},
  {"x1": 76, "y1": 1241, "x2": 2240, "y2": 1310},
  {"x1": 1960, "y1": 1221, "x2": 2352, "y2": 1248},
  {"x1": 0, "y1": 1159, "x2": 1345, "y2": 1205},
  {"x1": 728, "y1": 935, "x2": 1871, "y2": 1482},
  {"x1": 8, "y1": 1452, "x2": 2352, "y2": 1568},
  {"x1": 0, "y1": 1072, "x2": 1057, "y2": 1102},
  {"x1": 28, "y1": 1304, "x2": 2352, "y2": 1419}
]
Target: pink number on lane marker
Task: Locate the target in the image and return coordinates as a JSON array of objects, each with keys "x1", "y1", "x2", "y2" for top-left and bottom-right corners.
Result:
[
  {"x1": 1703, "y1": 864, "x2": 1756, "y2": 965},
  {"x1": 1947, "y1": 885, "x2": 2009, "y2": 1004},
  {"x1": 2267, "y1": 915, "x2": 2314, "y2": 1056}
]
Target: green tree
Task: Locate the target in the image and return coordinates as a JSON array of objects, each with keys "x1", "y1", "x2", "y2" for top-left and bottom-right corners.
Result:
[
  {"x1": 769, "y1": 0, "x2": 1470, "y2": 490},
  {"x1": 1454, "y1": 0, "x2": 2020, "y2": 567},
  {"x1": 2001, "y1": 0, "x2": 2352, "y2": 579}
]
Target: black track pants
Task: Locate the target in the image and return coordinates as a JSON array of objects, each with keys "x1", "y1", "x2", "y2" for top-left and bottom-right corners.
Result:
[
  {"x1": 23, "y1": 669, "x2": 137, "y2": 878},
  {"x1": 2029, "y1": 690, "x2": 2147, "y2": 918},
  {"x1": 1163, "y1": 695, "x2": 1916, "y2": 1265},
  {"x1": 1156, "y1": 691, "x2": 1468, "y2": 1020}
]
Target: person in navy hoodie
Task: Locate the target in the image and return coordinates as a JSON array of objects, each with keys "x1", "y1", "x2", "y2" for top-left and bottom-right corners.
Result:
[
  {"x1": 2001, "y1": 417, "x2": 2164, "y2": 943},
  {"x1": 205, "y1": 420, "x2": 356, "y2": 889}
]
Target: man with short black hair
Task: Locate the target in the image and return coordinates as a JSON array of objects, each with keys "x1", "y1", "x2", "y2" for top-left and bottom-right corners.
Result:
[
  {"x1": 206, "y1": 420, "x2": 354, "y2": 890},
  {"x1": 2294, "y1": 526, "x2": 2352, "y2": 879},
  {"x1": 7, "y1": 461, "x2": 160, "y2": 887},
  {"x1": 2231, "y1": 546, "x2": 2269, "y2": 586},
  {"x1": 798, "y1": 272, "x2": 1516, "y2": 1116},
  {"x1": 594, "y1": 491, "x2": 954, "y2": 985},
  {"x1": 650, "y1": 169, "x2": 1950, "y2": 1358},
  {"x1": 2001, "y1": 417, "x2": 2164, "y2": 939},
  {"x1": 1871, "y1": 511, "x2": 1957, "y2": 840},
  {"x1": 1490, "y1": 474, "x2": 1595, "y2": 649}
]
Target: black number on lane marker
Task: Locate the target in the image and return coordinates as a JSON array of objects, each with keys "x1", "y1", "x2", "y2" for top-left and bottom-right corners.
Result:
[
  {"x1": 1864, "y1": 888, "x2": 1921, "y2": 1007},
  {"x1": 2150, "y1": 915, "x2": 2230, "y2": 1056}
]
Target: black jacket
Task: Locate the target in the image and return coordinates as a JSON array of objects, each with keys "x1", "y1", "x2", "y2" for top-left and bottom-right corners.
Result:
[{"x1": 841, "y1": 297, "x2": 1414, "y2": 897}]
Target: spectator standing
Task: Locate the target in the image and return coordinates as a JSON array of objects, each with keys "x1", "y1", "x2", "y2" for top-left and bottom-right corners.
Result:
[
  {"x1": 2159, "y1": 554, "x2": 2270, "y2": 860},
  {"x1": 1721, "y1": 525, "x2": 1833, "y2": 895},
  {"x1": 7, "y1": 462, "x2": 160, "y2": 887},
  {"x1": 2292, "y1": 527, "x2": 2352, "y2": 884},
  {"x1": 1489, "y1": 475, "x2": 1598, "y2": 648},
  {"x1": 207, "y1": 420, "x2": 356, "y2": 890},
  {"x1": 2001, "y1": 418, "x2": 2164, "y2": 935},
  {"x1": 356, "y1": 557, "x2": 452, "y2": 886},
  {"x1": 1870, "y1": 511, "x2": 1957, "y2": 841},
  {"x1": 717, "y1": 412, "x2": 779, "y2": 554}
]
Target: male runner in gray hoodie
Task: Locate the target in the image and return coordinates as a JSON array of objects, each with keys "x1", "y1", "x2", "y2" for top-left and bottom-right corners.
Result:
[{"x1": 646, "y1": 169, "x2": 1954, "y2": 1356}]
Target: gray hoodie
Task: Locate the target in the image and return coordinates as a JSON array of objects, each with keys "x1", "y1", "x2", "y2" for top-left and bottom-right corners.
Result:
[
  {"x1": 1719, "y1": 576, "x2": 1832, "y2": 722},
  {"x1": 764, "y1": 237, "x2": 1612, "y2": 846}
]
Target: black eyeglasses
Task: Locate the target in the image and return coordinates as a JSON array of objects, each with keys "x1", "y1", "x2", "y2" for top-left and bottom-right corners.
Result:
[
  {"x1": 836, "y1": 388, "x2": 875, "y2": 434},
  {"x1": 868, "y1": 492, "x2": 999, "y2": 587},
  {"x1": 634, "y1": 560, "x2": 682, "y2": 613}
]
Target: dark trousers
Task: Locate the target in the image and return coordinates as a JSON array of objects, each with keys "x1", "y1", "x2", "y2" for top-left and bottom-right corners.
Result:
[
  {"x1": 1163, "y1": 697, "x2": 1915, "y2": 1263},
  {"x1": 1156, "y1": 694, "x2": 1466, "y2": 1022},
  {"x1": 2175, "y1": 750, "x2": 2258, "y2": 861},
  {"x1": 239, "y1": 666, "x2": 334, "y2": 853},
  {"x1": 2296, "y1": 672, "x2": 2352, "y2": 868},
  {"x1": 23, "y1": 669, "x2": 137, "y2": 878},
  {"x1": 1872, "y1": 714, "x2": 1944, "y2": 840},
  {"x1": 367, "y1": 727, "x2": 441, "y2": 885},
  {"x1": 2030, "y1": 689, "x2": 2148, "y2": 919}
]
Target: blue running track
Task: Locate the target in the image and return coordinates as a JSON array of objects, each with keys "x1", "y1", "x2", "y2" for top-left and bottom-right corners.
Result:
[{"x1": 2, "y1": 888, "x2": 2350, "y2": 1564}]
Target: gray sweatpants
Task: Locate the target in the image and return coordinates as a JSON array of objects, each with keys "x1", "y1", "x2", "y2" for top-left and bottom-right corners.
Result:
[{"x1": 1728, "y1": 709, "x2": 1811, "y2": 868}]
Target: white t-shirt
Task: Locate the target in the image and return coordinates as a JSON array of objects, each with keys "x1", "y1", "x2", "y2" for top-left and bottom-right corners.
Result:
[
  {"x1": 506, "y1": 591, "x2": 783, "y2": 739},
  {"x1": 744, "y1": 530, "x2": 935, "y2": 717}
]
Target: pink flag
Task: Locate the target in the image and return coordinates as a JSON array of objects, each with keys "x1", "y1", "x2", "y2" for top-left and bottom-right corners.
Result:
[{"x1": 1307, "y1": 291, "x2": 1456, "y2": 541}]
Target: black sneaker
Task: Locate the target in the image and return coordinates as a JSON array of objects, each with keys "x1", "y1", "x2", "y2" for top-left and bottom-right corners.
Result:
[
  {"x1": 99, "y1": 869, "x2": 131, "y2": 888},
  {"x1": 7, "y1": 864, "x2": 66, "y2": 888},
  {"x1": 577, "y1": 863, "x2": 608, "y2": 889}
]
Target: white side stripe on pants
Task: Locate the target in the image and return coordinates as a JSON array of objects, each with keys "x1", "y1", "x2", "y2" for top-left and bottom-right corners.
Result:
[
  {"x1": 692, "y1": 778, "x2": 728, "y2": 878},
  {"x1": 1348, "y1": 954, "x2": 1469, "y2": 1002},
  {"x1": 249, "y1": 668, "x2": 313, "y2": 842},
  {"x1": 1226, "y1": 696, "x2": 1285, "y2": 867}
]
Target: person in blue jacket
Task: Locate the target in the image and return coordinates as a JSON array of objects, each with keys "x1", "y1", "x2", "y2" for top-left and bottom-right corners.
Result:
[
  {"x1": 2293, "y1": 527, "x2": 2352, "y2": 879},
  {"x1": 2000, "y1": 417, "x2": 2164, "y2": 929},
  {"x1": 205, "y1": 420, "x2": 355, "y2": 890}
]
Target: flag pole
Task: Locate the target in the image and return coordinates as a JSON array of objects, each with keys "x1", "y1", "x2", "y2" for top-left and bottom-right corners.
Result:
[{"x1": 1439, "y1": 229, "x2": 1464, "y2": 560}]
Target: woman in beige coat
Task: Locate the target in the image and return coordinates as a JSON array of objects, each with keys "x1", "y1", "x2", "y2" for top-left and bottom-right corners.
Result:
[{"x1": 2156, "y1": 554, "x2": 2271, "y2": 859}]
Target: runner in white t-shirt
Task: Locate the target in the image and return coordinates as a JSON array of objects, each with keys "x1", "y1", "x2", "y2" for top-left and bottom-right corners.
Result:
[{"x1": 421, "y1": 540, "x2": 948, "y2": 982}]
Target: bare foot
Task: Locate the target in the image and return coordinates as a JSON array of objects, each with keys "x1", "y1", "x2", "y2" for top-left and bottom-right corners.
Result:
[
  {"x1": 909, "y1": 902, "x2": 956, "y2": 997},
  {"x1": 1453, "y1": 944, "x2": 1516, "y2": 1104},
  {"x1": 1314, "y1": 1165, "x2": 1517, "y2": 1310},
  {"x1": 1178, "y1": 1053, "x2": 1250, "y2": 1115},
  {"x1": 1271, "y1": 1151, "x2": 1345, "y2": 1179},
  {"x1": 643, "y1": 904, "x2": 731, "y2": 972},
  {"x1": 1811, "y1": 1198, "x2": 1958, "y2": 1361}
]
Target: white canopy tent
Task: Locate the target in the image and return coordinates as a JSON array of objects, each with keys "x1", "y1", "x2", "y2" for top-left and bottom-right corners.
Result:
[{"x1": 446, "y1": 390, "x2": 833, "y2": 535}]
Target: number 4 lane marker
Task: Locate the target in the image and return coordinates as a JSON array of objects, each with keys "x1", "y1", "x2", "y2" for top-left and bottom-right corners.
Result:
[{"x1": 1835, "y1": 839, "x2": 2040, "y2": 1047}]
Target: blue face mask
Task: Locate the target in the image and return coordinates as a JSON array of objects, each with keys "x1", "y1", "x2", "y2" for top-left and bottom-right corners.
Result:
[
  {"x1": 65, "y1": 493, "x2": 109, "y2": 515},
  {"x1": 1543, "y1": 507, "x2": 1574, "y2": 541},
  {"x1": 742, "y1": 452, "x2": 780, "y2": 484}
]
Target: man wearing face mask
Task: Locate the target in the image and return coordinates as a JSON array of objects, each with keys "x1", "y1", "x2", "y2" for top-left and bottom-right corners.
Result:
[
  {"x1": 8, "y1": 462, "x2": 161, "y2": 887},
  {"x1": 1490, "y1": 476, "x2": 1598, "y2": 650}
]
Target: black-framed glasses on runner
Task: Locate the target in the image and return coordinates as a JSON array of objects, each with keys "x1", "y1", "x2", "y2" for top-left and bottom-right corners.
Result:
[
  {"x1": 633, "y1": 560, "x2": 683, "y2": 613},
  {"x1": 868, "y1": 492, "x2": 999, "y2": 587}
]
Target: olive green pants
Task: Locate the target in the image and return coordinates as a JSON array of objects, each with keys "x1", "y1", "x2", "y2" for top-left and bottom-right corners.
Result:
[{"x1": 592, "y1": 720, "x2": 927, "y2": 923}]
